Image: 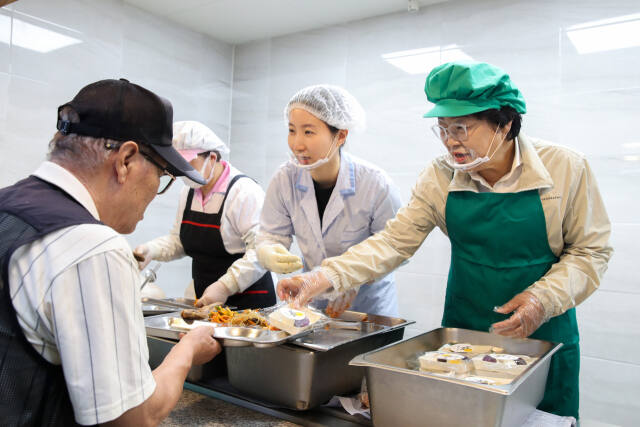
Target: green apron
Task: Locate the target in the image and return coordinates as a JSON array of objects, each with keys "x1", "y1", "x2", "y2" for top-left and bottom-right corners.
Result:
[{"x1": 443, "y1": 189, "x2": 580, "y2": 418}]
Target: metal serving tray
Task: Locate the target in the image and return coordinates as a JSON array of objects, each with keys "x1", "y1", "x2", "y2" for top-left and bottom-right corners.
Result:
[
  {"x1": 350, "y1": 327, "x2": 562, "y2": 427},
  {"x1": 226, "y1": 310, "x2": 413, "y2": 410},
  {"x1": 290, "y1": 311, "x2": 407, "y2": 352},
  {"x1": 144, "y1": 312, "x2": 313, "y2": 348}
]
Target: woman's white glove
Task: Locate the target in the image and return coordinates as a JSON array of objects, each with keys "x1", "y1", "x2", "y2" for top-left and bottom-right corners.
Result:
[
  {"x1": 256, "y1": 243, "x2": 303, "y2": 274},
  {"x1": 195, "y1": 281, "x2": 232, "y2": 307},
  {"x1": 133, "y1": 244, "x2": 152, "y2": 270}
]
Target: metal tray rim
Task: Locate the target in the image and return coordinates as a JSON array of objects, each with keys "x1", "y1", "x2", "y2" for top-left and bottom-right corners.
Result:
[{"x1": 144, "y1": 311, "x2": 314, "y2": 347}]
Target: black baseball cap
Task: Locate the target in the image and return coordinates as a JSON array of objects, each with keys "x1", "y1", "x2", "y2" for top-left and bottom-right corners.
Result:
[{"x1": 56, "y1": 78, "x2": 206, "y2": 185}]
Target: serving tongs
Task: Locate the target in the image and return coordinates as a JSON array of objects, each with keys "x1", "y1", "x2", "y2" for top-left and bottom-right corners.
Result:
[
  {"x1": 139, "y1": 262, "x2": 161, "y2": 291},
  {"x1": 142, "y1": 297, "x2": 195, "y2": 311},
  {"x1": 323, "y1": 319, "x2": 363, "y2": 331}
]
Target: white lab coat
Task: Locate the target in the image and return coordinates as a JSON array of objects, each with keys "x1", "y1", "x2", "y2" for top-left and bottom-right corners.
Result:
[{"x1": 257, "y1": 152, "x2": 402, "y2": 316}]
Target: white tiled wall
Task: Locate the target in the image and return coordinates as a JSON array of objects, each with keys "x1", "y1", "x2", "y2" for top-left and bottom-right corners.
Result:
[
  {"x1": 0, "y1": 0, "x2": 234, "y2": 295},
  {"x1": 229, "y1": 1, "x2": 640, "y2": 425},
  {"x1": 2, "y1": 0, "x2": 638, "y2": 425}
]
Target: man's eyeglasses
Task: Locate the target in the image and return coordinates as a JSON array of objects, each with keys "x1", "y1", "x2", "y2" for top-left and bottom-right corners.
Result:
[
  {"x1": 138, "y1": 151, "x2": 176, "y2": 195},
  {"x1": 104, "y1": 142, "x2": 175, "y2": 195}
]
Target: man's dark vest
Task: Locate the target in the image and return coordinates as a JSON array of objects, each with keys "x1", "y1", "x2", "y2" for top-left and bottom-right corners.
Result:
[{"x1": 0, "y1": 175, "x2": 101, "y2": 426}]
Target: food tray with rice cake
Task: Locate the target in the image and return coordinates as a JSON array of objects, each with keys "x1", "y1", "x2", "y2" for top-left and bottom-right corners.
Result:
[
  {"x1": 144, "y1": 303, "x2": 322, "y2": 348},
  {"x1": 349, "y1": 327, "x2": 563, "y2": 427},
  {"x1": 146, "y1": 303, "x2": 414, "y2": 409}
]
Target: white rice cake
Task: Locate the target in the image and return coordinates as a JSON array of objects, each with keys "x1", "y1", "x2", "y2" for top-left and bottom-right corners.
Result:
[
  {"x1": 438, "y1": 343, "x2": 504, "y2": 355},
  {"x1": 471, "y1": 353, "x2": 537, "y2": 376},
  {"x1": 168, "y1": 317, "x2": 215, "y2": 331},
  {"x1": 419, "y1": 351, "x2": 472, "y2": 375},
  {"x1": 267, "y1": 306, "x2": 323, "y2": 335}
]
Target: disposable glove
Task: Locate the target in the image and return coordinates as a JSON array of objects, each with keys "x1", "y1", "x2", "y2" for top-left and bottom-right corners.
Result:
[
  {"x1": 133, "y1": 244, "x2": 152, "y2": 270},
  {"x1": 195, "y1": 281, "x2": 232, "y2": 307},
  {"x1": 256, "y1": 243, "x2": 303, "y2": 274},
  {"x1": 491, "y1": 291, "x2": 548, "y2": 338},
  {"x1": 277, "y1": 269, "x2": 333, "y2": 308},
  {"x1": 325, "y1": 287, "x2": 359, "y2": 318}
]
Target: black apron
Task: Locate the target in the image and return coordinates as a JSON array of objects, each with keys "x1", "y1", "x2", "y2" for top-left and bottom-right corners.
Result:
[{"x1": 179, "y1": 175, "x2": 275, "y2": 309}]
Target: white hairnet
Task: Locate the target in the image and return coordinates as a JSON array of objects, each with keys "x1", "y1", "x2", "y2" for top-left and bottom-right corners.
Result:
[
  {"x1": 284, "y1": 84, "x2": 366, "y2": 132},
  {"x1": 172, "y1": 121, "x2": 230, "y2": 160}
]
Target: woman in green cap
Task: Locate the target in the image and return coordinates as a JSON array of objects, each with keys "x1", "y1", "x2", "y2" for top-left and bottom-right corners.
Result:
[{"x1": 275, "y1": 61, "x2": 613, "y2": 418}]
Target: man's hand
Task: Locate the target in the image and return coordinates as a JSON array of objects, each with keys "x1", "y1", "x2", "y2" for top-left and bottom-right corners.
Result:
[{"x1": 178, "y1": 326, "x2": 221, "y2": 366}]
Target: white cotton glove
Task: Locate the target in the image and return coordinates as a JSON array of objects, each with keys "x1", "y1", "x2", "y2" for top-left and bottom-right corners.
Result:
[
  {"x1": 133, "y1": 244, "x2": 152, "y2": 270},
  {"x1": 256, "y1": 243, "x2": 303, "y2": 274},
  {"x1": 140, "y1": 283, "x2": 166, "y2": 299},
  {"x1": 325, "y1": 287, "x2": 359, "y2": 318},
  {"x1": 195, "y1": 281, "x2": 232, "y2": 307}
]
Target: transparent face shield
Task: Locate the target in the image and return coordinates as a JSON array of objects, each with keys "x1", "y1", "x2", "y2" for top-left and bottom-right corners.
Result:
[{"x1": 431, "y1": 122, "x2": 504, "y2": 171}]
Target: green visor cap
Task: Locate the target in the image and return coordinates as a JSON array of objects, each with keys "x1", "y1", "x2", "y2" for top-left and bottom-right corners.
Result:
[{"x1": 423, "y1": 61, "x2": 527, "y2": 118}]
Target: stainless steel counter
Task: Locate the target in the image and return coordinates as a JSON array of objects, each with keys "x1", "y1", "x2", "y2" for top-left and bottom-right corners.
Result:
[
  {"x1": 160, "y1": 389, "x2": 298, "y2": 427},
  {"x1": 179, "y1": 377, "x2": 371, "y2": 427},
  {"x1": 166, "y1": 384, "x2": 575, "y2": 427}
]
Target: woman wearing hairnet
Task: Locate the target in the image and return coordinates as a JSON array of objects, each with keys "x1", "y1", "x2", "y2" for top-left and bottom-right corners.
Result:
[
  {"x1": 134, "y1": 121, "x2": 276, "y2": 309},
  {"x1": 256, "y1": 84, "x2": 402, "y2": 316},
  {"x1": 278, "y1": 62, "x2": 613, "y2": 418}
]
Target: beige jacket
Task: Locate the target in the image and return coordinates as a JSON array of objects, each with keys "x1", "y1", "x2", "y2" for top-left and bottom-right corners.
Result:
[{"x1": 321, "y1": 134, "x2": 613, "y2": 318}]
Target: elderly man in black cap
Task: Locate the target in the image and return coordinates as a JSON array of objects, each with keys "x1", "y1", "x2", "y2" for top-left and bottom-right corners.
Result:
[{"x1": 0, "y1": 79, "x2": 221, "y2": 426}]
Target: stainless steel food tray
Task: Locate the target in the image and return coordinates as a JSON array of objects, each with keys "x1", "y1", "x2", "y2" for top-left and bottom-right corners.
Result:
[
  {"x1": 291, "y1": 310, "x2": 412, "y2": 352},
  {"x1": 350, "y1": 327, "x2": 562, "y2": 427},
  {"x1": 144, "y1": 312, "x2": 313, "y2": 348},
  {"x1": 226, "y1": 310, "x2": 413, "y2": 410}
]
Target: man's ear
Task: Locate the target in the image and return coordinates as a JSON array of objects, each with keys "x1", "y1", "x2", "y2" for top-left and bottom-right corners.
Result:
[{"x1": 114, "y1": 141, "x2": 139, "y2": 184}]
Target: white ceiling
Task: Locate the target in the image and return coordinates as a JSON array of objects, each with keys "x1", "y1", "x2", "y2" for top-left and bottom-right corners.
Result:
[{"x1": 123, "y1": 0, "x2": 449, "y2": 45}]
